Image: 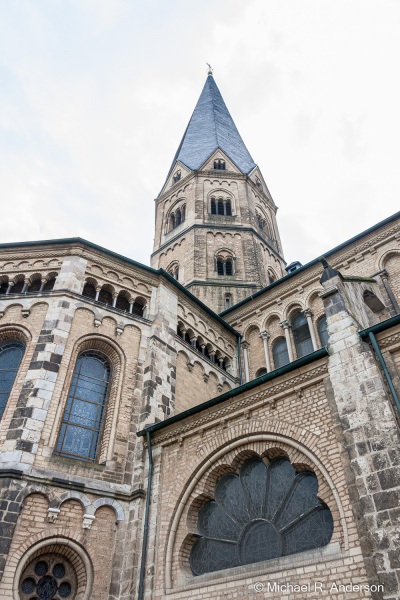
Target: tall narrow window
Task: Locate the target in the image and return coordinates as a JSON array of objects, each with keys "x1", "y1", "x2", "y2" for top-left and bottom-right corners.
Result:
[
  {"x1": 225, "y1": 295, "x2": 231, "y2": 309},
  {"x1": 0, "y1": 340, "x2": 25, "y2": 419},
  {"x1": 318, "y1": 316, "x2": 329, "y2": 347},
  {"x1": 217, "y1": 200, "x2": 224, "y2": 215},
  {"x1": 0, "y1": 281, "x2": 8, "y2": 294},
  {"x1": 56, "y1": 352, "x2": 110, "y2": 461},
  {"x1": 225, "y1": 200, "x2": 232, "y2": 216},
  {"x1": 292, "y1": 312, "x2": 313, "y2": 358},
  {"x1": 272, "y1": 337, "x2": 289, "y2": 369},
  {"x1": 225, "y1": 258, "x2": 233, "y2": 276},
  {"x1": 217, "y1": 258, "x2": 224, "y2": 275},
  {"x1": 211, "y1": 199, "x2": 217, "y2": 214}
]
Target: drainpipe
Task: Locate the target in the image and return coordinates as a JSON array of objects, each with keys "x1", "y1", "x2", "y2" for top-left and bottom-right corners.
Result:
[
  {"x1": 138, "y1": 429, "x2": 153, "y2": 600},
  {"x1": 368, "y1": 332, "x2": 400, "y2": 415}
]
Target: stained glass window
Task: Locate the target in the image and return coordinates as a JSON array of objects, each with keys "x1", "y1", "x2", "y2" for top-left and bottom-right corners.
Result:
[
  {"x1": 0, "y1": 340, "x2": 25, "y2": 419},
  {"x1": 272, "y1": 337, "x2": 289, "y2": 369},
  {"x1": 55, "y1": 352, "x2": 110, "y2": 461},
  {"x1": 292, "y1": 312, "x2": 313, "y2": 358},
  {"x1": 190, "y1": 457, "x2": 333, "y2": 575},
  {"x1": 19, "y1": 554, "x2": 76, "y2": 600}
]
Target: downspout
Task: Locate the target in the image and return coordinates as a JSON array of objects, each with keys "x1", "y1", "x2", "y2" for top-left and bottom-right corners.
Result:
[
  {"x1": 138, "y1": 430, "x2": 153, "y2": 600},
  {"x1": 237, "y1": 334, "x2": 242, "y2": 385},
  {"x1": 368, "y1": 332, "x2": 400, "y2": 415}
]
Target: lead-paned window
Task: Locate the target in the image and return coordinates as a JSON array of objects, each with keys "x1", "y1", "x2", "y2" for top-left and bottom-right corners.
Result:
[
  {"x1": 272, "y1": 337, "x2": 289, "y2": 369},
  {"x1": 292, "y1": 313, "x2": 313, "y2": 358},
  {"x1": 190, "y1": 457, "x2": 333, "y2": 575},
  {"x1": 55, "y1": 352, "x2": 110, "y2": 461},
  {"x1": 0, "y1": 340, "x2": 25, "y2": 419}
]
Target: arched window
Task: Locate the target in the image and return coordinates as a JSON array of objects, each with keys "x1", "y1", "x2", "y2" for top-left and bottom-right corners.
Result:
[
  {"x1": 19, "y1": 553, "x2": 77, "y2": 600},
  {"x1": 216, "y1": 256, "x2": 234, "y2": 276},
  {"x1": 190, "y1": 456, "x2": 333, "y2": 575},
  {"x1": 257, "y1": 213, "x2": 265, "y2": 229},
  {"x1": 168, "y1": 264, "x2": 179, "y2": 280},
  {"x1": 268, "y1": 271, "x2": 276, "y2": 285},
  {"x1": 168, "y1": 204, "x2": 186, "y2": 231},
  {"x1": 214, "y1": 159, "x2": 226, "y2": 170},
  {"x1": 115, "y1": 293, "x2": 130, "y2": 312},
  {"x1": 131, "y1": 298, "x2": 145, "y2": 317},
  {"x1": 292, "y1": 312, "x2": 313, "y2": 358},
  {"x1": 43, "y1": 276, "x2": 56, "y2": 291},
  {"x1": 211, "y1": 198, "x2": 232, "y2": 216},
  {"x1": 173, "y1": 170, "x2": 181, "y2": 184},
  {"x1": 0, "y1": 340, "x2": 25, "y2": 419},
  {"x1": 225, "y1": 258, "x2": 233, "y2": 276},
  {"x1": 255, "y1": 177, "x2": 263, "y2": 191},
  {"x1": 28, "y1": 277, "x2": 42, "y2": 293},
  {"x1": 98, "y1": 287, "x2": 113, "y2": 306},
  {"x1": 56, "y1": 352, "x2": 110, "y2": 461},
  {"x1": 225, "y1": 294, "x2": 231, "y2": 310},
  {"x1": 0, "y1": 280, "x2": 8, "y2": 294},
  {"x1": 272, "y1": 337, "x2": 289, "y2": 369},
  {"x1": 317, "y1": 316, "x2": 329, "y2": 347},
  {"x1": 12, "y1": 279, "x2": 24, "y2": 293},
  {"x1": 256, "y1": 367, "x2": 268, "y2": 377},
  {"x1": 82, "y1": 282, "x2": 96, "y2": 299}
]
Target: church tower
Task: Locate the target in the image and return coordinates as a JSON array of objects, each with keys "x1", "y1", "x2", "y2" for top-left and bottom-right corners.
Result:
[{"x1": 151, "y1": 69, "x2": 286, "y2": 313}]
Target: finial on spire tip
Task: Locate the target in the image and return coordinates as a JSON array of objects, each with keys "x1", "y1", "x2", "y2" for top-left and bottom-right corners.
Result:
[{"x1": 206, "y1": 62, "x2": 213, "y2": 75}]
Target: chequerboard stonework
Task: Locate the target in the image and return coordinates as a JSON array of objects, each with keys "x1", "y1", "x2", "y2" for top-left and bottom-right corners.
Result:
[{"x1": 0, "y1": 73, "x2": 399, "y2": 600}]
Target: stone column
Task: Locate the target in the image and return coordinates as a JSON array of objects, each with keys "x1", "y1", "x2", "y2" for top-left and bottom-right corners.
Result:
[
  {"x1": 209, "y1": 350, "x2": 216, "y2": 363},
  {"x1": 112, "y1": 293, "x2": 118, "y2": 308},
  {"x1": 39, "y1": 278, "x2": 47, "y2": 292},
  {"x1": 304, "y1": 308, "x2": 318, "y2": 351},
  {"x1": 95, "y1": 286, "x2": 101, "y2": 301},
  {"x1": 6, "y1": 282, "x2": 14, "y2": 295},
  {"x1": 279, "y1": 320, "x2": 294, "y2": 362},
  {"x1": 259, "y1": 331, "x2": 271, "y2": 372},
  {"x1": 128, "y1": 299, "x2": 134, "y2": 314},
  {"x1": 242, "y1": 341, "x2": 250, "y2": 382},
  {"x1": 22, "y1": 278, "x2": 30, "y2": 293}
]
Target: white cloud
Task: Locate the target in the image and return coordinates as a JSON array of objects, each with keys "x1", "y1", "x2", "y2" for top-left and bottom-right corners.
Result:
[{"x1": 0, "y1": 0, "x2": 399, "y2": 270}]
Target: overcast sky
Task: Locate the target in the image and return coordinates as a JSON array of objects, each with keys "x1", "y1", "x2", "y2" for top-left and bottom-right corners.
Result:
[{"x1": 1, "y1": 0, "x2": 399, "y2": 268}]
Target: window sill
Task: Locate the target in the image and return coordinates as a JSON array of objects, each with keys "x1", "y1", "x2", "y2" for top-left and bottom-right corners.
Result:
[{"x1": 172, "y1": 541, "x2": 341, "y2": 593}]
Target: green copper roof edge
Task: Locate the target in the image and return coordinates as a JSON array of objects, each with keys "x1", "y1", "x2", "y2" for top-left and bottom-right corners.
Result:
[
  {"x1": 220, "y1": 211, "x2": 400, "y2": 317},
  {"x1": 359, "y1": 314, "x2": 400, "y2": 338},
  {"x1": 0, "y1": 237, "x2": 239, "y2": 337},
  {"x1": 136, "y1": 348, "x2": 328, "y2": 437}
]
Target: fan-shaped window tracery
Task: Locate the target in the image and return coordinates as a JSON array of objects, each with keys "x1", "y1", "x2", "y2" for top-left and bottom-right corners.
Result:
[{"x1": 190, "y1": 457, "x2": 333, "y2": 575}]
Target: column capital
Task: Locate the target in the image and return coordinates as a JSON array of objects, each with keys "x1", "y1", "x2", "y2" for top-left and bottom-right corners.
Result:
[
  {"x1": 259, "y1": 331, "x2": 270, "y2": 340},
  {"x1": 304, "y1": 308, "x2": 313, "y2": 318},
  {"x1": 241, "y1": 340, "x2": 250, "y2": 350},
  {"x1": 279, "y1": 320, "x2": 291, "y2": 330}
]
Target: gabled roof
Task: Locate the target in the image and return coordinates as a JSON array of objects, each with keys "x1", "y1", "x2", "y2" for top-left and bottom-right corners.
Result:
[{"x1": 167, "y1": 72, "x2": 256, "y2": 178}]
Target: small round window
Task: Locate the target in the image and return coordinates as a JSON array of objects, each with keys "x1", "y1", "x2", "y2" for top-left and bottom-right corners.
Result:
[{"x1": 19, "y1": 553, "x2": 77, "y2": 600}]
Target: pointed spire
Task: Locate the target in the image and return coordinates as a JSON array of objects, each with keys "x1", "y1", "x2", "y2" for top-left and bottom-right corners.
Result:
[{"x1": 168, "y1": 73, "x2": 256, "y2": 176}]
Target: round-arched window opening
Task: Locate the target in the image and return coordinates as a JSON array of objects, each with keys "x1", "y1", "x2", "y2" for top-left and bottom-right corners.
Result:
[
  {"x1": 189, "y1": 457, "x2": 333, "y2": 575},
  {"x1": 19, "y1": 553, "x2": 77, "y2": 599}
]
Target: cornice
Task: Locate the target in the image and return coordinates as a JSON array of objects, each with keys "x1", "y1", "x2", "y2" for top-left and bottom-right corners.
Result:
[{"x1": 152, "y1": 360, "x2": 328, "y2": 445}]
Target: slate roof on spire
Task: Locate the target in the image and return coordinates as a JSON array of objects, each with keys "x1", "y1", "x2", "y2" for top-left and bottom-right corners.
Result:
[{"x1": 169, "y1": 73, "x2": 256, "y2": 176}]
